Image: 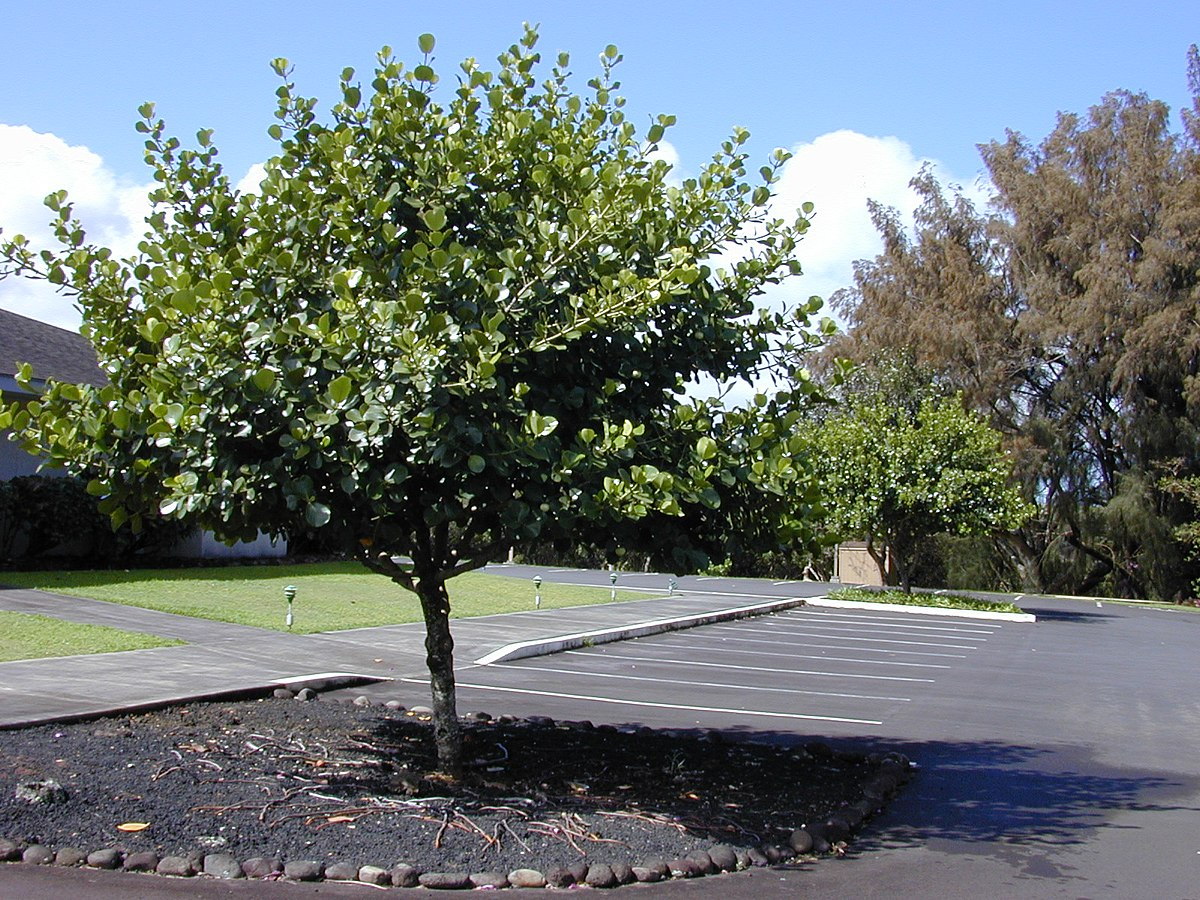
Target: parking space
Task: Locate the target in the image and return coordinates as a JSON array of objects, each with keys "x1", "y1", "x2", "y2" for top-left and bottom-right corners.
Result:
[{"x1": 402, "y1": 605, "x2": 1009, "y2": 735}]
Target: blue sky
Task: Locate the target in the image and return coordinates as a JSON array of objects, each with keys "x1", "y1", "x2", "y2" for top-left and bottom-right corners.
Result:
[{"x1": 2, "y1": 1, "x2": 1197, "y2": 328}]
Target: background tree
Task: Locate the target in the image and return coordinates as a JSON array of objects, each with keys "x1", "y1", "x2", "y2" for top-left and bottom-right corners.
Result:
[
  {"x1": 0, "y1": 29, "x2": 826, "y2": 772},
  {"x1": 828, "y1": 48, "x2": 1200, "y2": 600},
  {"x1": 812, "y1": 377, "x2": 1030, "y2": 593}
]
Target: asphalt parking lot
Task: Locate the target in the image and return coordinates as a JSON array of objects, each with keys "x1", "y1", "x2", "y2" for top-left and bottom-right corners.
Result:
[{"x1": 413, "y1": 605, "x2": 1011, "y2": 738}]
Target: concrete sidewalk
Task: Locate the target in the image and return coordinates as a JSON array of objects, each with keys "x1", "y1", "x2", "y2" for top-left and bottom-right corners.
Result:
[{"x1": 0, "y1": 582, "x2": 803, "y2": 729}]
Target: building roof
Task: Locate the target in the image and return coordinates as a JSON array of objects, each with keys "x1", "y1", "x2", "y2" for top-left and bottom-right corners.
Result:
[{"x1": 0, "y1": 307, "x2": 106, "y2": 390}]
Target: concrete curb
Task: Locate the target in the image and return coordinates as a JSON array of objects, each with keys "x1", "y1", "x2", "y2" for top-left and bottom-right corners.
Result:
[
  {"x1": 475, "y1": 597, "x2": 808, "y2": 665},
  {"x1": 0, "y1": 672, "x2": 388, "y2": 731},
  {"x1": 806, "y1": 596, "x2": 1036, "y2": 623}
]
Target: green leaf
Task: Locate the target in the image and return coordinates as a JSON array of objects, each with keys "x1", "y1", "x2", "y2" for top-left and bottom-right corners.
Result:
[
  {"x1": 328, "y1": 375, "x2": 353, "y2": 406},
  {"x1": 414, "y1": 64, "x2": 436, "y2": 83},
  {"x1": 422, "y1": 206, "x2": 447, "y2": 231},
  {"x1": 306, "y1": 502, "x2": 332, "y2": 528},
  {"x1": 418, "y1": 33, "x2": 436, "y2": 54},
  {"x1": 253, "y1": 368, "x2": 277, "y2": 391},
  {"x1": 467, "y1": 454, "x2": 486, "y2": 474}
]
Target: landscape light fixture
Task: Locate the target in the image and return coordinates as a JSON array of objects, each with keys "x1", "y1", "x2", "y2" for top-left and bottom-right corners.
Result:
[
  {"x1": 533, "y1": 575, "x2": 543, "y2": 609},
  {"x1": 610, "y1": 570, "x2": 618, "y2": 602},
  {"x1": 283, "y1": 585, "x2": 297, "y2": 630}
]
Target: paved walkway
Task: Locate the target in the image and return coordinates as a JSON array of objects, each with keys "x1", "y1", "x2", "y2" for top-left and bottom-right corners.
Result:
[{"x1": 0, "y1": 574, "x2": 806, "y2": 728}]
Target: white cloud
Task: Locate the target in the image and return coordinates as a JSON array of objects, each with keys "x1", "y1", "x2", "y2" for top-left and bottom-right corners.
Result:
[
  {"x1": 0, "y1": 125, "x2": 152, "y2": 330},
  {"x1": 768, "y1": 129, "x2": 991, "y2": 326},
  {"x1": 235, "y1": 162, "x2": 268, "y2": 196}
]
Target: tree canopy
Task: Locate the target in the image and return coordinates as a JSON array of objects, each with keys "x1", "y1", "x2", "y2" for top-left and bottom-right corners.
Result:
[
  {"x1": 812, "y1": 374, "x2": 1029, "y2": 592},
  {"x1": 0, "y1": 28, "x2": 827, "y2": 770},
  {"x1": 827, "y1": 47, "x2": 1200, "y2": 600}
]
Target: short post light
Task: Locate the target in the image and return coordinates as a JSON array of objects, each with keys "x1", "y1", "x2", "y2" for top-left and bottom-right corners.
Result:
[
  {"x1": 668, "y1": 576, "x2": 678, "y2": 596},
  {"x1": 533, "y1": 575, "x2": 543, "y2": 610},
  {"x1": 283, "y1": 584, "x2": 297, "y2": 630},
  {"x1": 610, "y1": 570, "x2": 618, "y2": 602}
]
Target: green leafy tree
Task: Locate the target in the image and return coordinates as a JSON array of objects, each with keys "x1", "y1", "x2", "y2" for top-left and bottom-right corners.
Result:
[
  {"x1": 0, "y1": 29, "x2": 826, "y2": 771},
  {"x1": 814, "y1": 390, "x2": 1030, "y2": 593},
  {"x1": 827, "y1": 47, "x2": 1200, "y2": 599}
]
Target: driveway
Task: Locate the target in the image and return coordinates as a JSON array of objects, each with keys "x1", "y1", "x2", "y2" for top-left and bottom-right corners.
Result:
[{"x1": 447, "y1": 570, "x2": 1200, "y2": 898}]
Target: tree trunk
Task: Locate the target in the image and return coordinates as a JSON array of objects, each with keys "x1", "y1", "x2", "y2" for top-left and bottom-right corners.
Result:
[{"x1": 414, "y1": 575, "x2": 463, "y2": 777}]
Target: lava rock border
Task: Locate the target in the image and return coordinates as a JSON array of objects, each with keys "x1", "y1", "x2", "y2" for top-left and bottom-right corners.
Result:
[{"x1": 0, "y1": 692, "x2": 914, "y2": 889}]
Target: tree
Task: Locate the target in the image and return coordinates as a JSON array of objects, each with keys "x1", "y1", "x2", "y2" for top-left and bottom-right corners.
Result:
[
  {"x1": 813, "y1": 385, "x2": 1030, "y2": 593},
  {"x1": 0, "y1": 29, "x2": 826, "y2": 772},
  {"x1": 827, "y1": 50, "x2": 1200, "y2": 599}
]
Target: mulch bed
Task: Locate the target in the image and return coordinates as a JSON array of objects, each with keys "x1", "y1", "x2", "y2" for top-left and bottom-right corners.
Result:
[{"x1": 0, "y1": 694, "x2": 911, "y2": 887}]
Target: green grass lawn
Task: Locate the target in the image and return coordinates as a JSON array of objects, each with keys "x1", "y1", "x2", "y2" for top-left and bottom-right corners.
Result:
[
  {"x1": 0, "y1": 610, "x2": 183, "y2": 662},
  {"x1": 0, "y1": 563, "x2": 647, "y2": 634}
]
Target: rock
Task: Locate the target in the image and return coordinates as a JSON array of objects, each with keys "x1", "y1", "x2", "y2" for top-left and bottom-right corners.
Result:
[
  {"x1": 86, "y1": 848, "x2": 122, "y2": 870},
  {"x1": 735, "y1": 849, "x2": 752, "y2": 869},
  {"x1": 611, "y1": 861, "x2": 636, "y2": 884},
  {"x1": 853, "y1": 797, "x2": 879, "y2": 817},
  {"x1": 358, "y1": 865, "x2": 390, "y2": 885},
  {"x1": 408, "y1": 705, "x2": 434, "y2": 716},
  {"x1": 836, "y1": 805, "x2": 865, "y2": 830},
  {"x1": 157, "y1": 856, "x2": 196, "y2": 877},
  {"x1": 384, "y1": 700, "x2": 406, "y2": 710},
  {"x1": 507, "y1": 868, "x2": 547, "y2": 888},
  {"x1": 203, "y1": 854, "x2": 245, "y2": 879},
  {"x1": 638, "y1": 859, "x2": 671, "y2": 880},
  {"x1": 823, "y1": 816, "x2": 851, "y2": 843},
  {"x1": 464, "y1": 710, "x2": 492, "y2": 722},
  {"x1": 15, "y1": 779, "x2": 68, "y2": 804},
  {"x1": 668, "y1": 858, "x2": 700, "y2": 878},
  {"x1": 284, "y1": 860, "x2": 325, "y2": 881},
  {"x1": 862, "y1": 780, "x2": 888, "y2": 801},
  {"x1": 0, "y1": 838, "x2": 23, "y2": 861},
  {"x1": 763, "y1": 845, "x2": 786, "y2": 864},
  {"x1": 686, "y1": 849, "x2": 716, "y2": 874},
  {"x1": 53, "y1": 847, "x2": 86, "y2": 867},
  {"x1": 470, "y1": 871, "x2": 509, "y2": 889},
  {"x1": 352, "y1": 695, "x2": 372, "y2": 707},
  {"x1": 241, "y1": 857, "x2": 282, "y2": 878},
  {"x1": 22, "y1": 844, "x2": 54, "y2": 865},
  {"x1": 418, "y1": 871, "x2": 473, "y2": 889},
  {"x1": 788, "y1": 828, "x2": 814, "y2": 854},
  {"x1": 745, "y1": 848, "x2": 770, "y2": 868},
  {"x1": 585, "y1": 863, "x2": 617, "y2": 888},
  {"x1": 294, "y1": 688, "x2": 318, "y2": 702},
  {"x1": 524, "y1": 715, "x2": 555, "y2": 727},
  {"x1": 567, "y1": 860, "x2": 589, "y2": 883},
  {"x1": 544, "y1": 866, "x2": 575, "y2": 888},
  {"x1": 325, "y1": 861, "x2": 359, "y2": 880},
  {"x1": 708, "y1": 844, "x2": 738, "y2": 872},
  {"x1": 123, "y1": 851, "x2": 159, "y2": 872},
  {"x1": 631, "y1": 865, "x2": 662, "y2": 883},
  {"x1": 805, "y1": 825, "x2": 832, "y2": 854},
  {"x1": 272, "y1": 688, "x2": 295, "y2": 699},
  {"x1": 391, "y1": 863, "x2": 421, "y2": 887}
]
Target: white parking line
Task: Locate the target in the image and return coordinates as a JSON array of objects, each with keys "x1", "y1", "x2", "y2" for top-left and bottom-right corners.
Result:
[
  {"x1": 774, "y1": 614, "x2": 999, "y2": 636},
  {"x1": 707, "y1": 626, "x2": 982, "y2": 650},
  {"x1": 618, "y1": 643, "x2": 951, "y2": 669},
  {"x1": 564, "y1": 650, "x2": 937, "y2": 683},
  {"x1": 784, "y1": 609, "x2": 1002, "y2": 632},
  {"x1": 488, "y1": 662, "x2": 913, "y2": 702},
  {"x1": 671, "y1": 632, "x2": 969, "y2": 659},
  {"x1": 404, "y1": 679, "x2": 886, "y2": 726}
]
